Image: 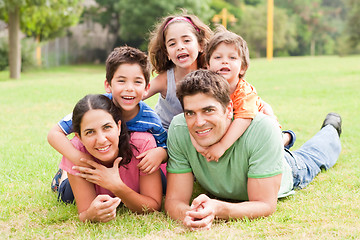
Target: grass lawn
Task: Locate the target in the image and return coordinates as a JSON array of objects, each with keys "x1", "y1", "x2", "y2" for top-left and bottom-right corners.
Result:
[{"x1": 0, "y1": 56, "x2": 359, "y2": 239}]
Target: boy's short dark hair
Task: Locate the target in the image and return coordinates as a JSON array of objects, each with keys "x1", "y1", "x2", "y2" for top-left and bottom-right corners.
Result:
[
  {"x1": 105, "y1": 46, "x2": 150, "y2": 86},
  {"x1": 176, "y1": 69, "x2": 230, "y2": 111},
  {"x1": 206, "y1": 26, "x2": 250, "y2": 78}
]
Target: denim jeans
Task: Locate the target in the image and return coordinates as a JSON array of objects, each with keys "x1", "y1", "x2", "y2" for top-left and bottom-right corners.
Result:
[
  {"x1": 284, "y1": 125, "x2": 341, "y2": 189},
  {"x1": 58, "y1": 178, "x2": 74, "y2": 203}
]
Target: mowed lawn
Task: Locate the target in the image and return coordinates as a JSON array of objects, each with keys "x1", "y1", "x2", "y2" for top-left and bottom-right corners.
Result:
[{"x1": 0, "y1": 55, "x2": 359, "y2": 239}]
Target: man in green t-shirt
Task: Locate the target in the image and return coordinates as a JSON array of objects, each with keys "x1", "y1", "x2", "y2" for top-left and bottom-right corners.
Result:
[{"x1": 165, "y1": 69, "x2": 342, "y2": 230}]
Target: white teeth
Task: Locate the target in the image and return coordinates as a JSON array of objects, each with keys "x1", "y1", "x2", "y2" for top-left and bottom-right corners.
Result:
[
  {"x1": 123, "y1": 96, "x2": 135, "y2": 100},
  {"x1": 178, "y1": 54, "x2": 189, "y2": 59},
  {"x1": 98, "y1": 146, "x2": 110, "y2": 151},
  {"x1": 197, "y1": 129, "x2": 211, "y2": 134}
]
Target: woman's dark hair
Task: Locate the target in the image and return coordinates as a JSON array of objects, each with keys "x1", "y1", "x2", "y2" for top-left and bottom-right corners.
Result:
[{"x1": 72, "y1": 94, "x2": 134, "y2": 167}]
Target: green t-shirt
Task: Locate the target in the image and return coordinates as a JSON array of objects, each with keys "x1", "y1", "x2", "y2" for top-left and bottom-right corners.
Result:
[{"x1": 167, "y1": 113, "x2": 294, "y2": 200}]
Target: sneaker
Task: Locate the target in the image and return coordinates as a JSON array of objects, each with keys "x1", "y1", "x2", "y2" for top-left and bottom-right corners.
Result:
[
  {"x1": 321, "y1": 112, "x2": 342, "y2": 137},
  {"x1": 51, "y1": 169, "x2": 63, "y2": 192}
]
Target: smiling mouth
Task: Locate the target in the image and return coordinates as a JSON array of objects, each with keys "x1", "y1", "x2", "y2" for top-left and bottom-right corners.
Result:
[
  {"x1": 122, "y1": 96, "x2": 135, "y2": 100},
  {"x1": 177, "y1": 53, "x2": 189, "y2": 60},
  {"x1": 97, "y1": 145, "x2": 110, "y2": 152},
  {"x1": 196, "y1": 128, "x2": 211, "y2": 135}
]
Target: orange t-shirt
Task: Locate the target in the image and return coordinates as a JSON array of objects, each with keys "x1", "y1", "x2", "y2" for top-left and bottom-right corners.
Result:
[{"x1": 230, "y1": 78, "x2": 264, "y2": 119}]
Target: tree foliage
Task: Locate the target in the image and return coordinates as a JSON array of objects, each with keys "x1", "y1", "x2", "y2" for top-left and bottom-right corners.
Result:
[
  {"x1": 345, "y1": 0, "x2": 360, "y2": 48},
  {"x1": 209, "y1": 0, "x2": 243, "y2": 30},
  {"x1": 275, "y1": 0, "x2": 347, "y2": 56},
  {"x1": 0, "y1": 0, "x2": 83, "y2": 79},
  {"x1": 20, "y1": 0, "x2": 83, "y2": 41},
  {"x1": 86, "y1": 0, "x2": 213, "y2": 50},
  {"x1": 233, "y1": 3, "x2": 297, "y2": 57},
  {"x1": 119, "y1": 0, "x2": 213, "y2": 40}
]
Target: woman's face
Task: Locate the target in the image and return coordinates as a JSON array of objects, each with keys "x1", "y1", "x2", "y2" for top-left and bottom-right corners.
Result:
[{"x1": 76, "y1": 109, "x2": 121, "y2": 163}]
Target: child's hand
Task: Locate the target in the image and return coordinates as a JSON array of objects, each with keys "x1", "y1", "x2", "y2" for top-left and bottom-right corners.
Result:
[
  {"x1": 260, "y1": 101, "x2": 275, "y2": 118},
  {"x1": 203, "y1": 143, "x2": 225, "y2": 162},
  {"x1": 136, "y1": 147, "x2": 167, "y2": 174},
  {"x1": 189, "y1": 134, "x2": 208, "y2": 155}
]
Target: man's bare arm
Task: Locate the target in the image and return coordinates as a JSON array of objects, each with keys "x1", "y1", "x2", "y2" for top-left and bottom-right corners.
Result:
[
  {"x1": 184, "y1": 174, "x2": 281, "y2": 230},
  {"x1": 212, "y1": 174, "x2": 281, "y2": 220},
  {"x1": 164, "y1": 172, "x2": 194, "y2": 221}
]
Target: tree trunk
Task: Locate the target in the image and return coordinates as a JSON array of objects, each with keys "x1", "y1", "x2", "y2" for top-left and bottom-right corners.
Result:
[
  {"x1": 8, "y1": 6, "x2": 21, "y2": 79},
  {"x1": 310, "y1": 38, "x2": 315, "y2": 56}
]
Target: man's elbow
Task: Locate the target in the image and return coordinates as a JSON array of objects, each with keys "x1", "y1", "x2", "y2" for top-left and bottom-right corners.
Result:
[
  {"x1": 164, "y1": 197, "x2": 173, "y2": 216},
  {"x1": 262, "y1": 200, "x2": 278, "y2": 218},
  {"x1": 164, "y1": 197, "x2": 184, "y2": 221}
]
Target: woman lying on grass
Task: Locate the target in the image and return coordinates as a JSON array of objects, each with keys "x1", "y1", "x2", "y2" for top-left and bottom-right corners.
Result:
[{"x1": 55, "y1": 94, "x2": 162, "y2": 222}]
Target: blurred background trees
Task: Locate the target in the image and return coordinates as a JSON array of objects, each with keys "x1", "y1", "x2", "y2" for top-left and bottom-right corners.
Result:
[
  {"x1": 1, "y1": 0, "x2": 359, "y2": 78},
  {"x1": 0, "y1": 0, "x2": 82, "y2": 78}
]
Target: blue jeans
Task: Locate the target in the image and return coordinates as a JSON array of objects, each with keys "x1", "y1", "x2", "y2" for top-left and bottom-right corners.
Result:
[
  {"x1": 58, "y1": 178, "x2": 74, "y2": 203},
  {"x1": 284, "y1": 125, "x2": 341, "y2": 189}
]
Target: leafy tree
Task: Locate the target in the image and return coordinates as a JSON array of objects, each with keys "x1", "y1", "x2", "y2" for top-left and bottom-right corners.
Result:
[
  {"x1": 87, "y1": 0, "x2": 213, "y2": 51},
  {"x1": 21, "y1": 0, "x2": 83, "y2": 66},
  {"x1": 244, "y1": 0, "x2": 261, "y2": 6},
  {"x1": 0, "y1": 0, "x2": 83, "y2": 79},
  {"x1": 0, "y1": 0, "x2": 24, "y2": 79},
  {"x1": 345, "y1": 0, "x2": 360, "y2": 48},
  {"x1": 21, "y1": 0, "x2": 83, "y2": 41},
  {"x1": 233, "y1": 3, "x2": 297, "y2": 57},
  {"x1": 209, "y1": 0, "x2": 243, "y2": 30},
  {"x1": 276, "y1": 0, "x2": 346, "y2": 56}
]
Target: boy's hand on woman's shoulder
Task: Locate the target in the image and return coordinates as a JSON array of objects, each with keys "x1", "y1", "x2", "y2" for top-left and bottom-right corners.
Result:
[{"x1": 136, "y1": 147, "x2": 167, "y2": 174}]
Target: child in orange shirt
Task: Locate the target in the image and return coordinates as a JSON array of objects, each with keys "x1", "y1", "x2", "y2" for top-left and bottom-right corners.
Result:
[{"x1": 191, "y1": 27, "x2": 295, "y2": 161}]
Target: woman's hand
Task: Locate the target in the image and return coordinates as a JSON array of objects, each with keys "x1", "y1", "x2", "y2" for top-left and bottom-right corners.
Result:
[
  {"x1": 80, "y1": 195, "x2": 121, "y2": 222},
  {"x1": 72, "y1": 157, "x2": 124, "y2": 193}
]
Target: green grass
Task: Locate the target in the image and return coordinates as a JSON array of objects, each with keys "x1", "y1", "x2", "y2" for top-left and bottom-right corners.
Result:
[{"x1": 1, "y1": 56, "x2": 359, "y2": 239}]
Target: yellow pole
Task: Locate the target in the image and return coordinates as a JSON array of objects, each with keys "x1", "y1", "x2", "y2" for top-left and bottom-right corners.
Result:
[
  {"x1": 267, "y1": 0, "x2": 273, "y2": 61},
  {"x1": 212, "y1": 8, "x2": 236, "y2": 29},
  {"x1": 221, "y1": 8, "x2": 228, "y2": 29},
  {"x1": 36, "y1": 35, "x2": 42, "y2": 66}
]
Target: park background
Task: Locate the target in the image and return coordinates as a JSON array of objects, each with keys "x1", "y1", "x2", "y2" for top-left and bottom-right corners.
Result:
[
  {"x1": 1, "y1": 0, "x2": 360, "y2": 77},
  {"x1": 1, "y1": 0, "x2": 360, "y2": 239}
]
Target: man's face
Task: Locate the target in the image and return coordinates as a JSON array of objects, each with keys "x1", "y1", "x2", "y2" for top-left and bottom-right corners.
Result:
[{"x1": 183, "y1": 93, "x2": 232, "y2": 148}]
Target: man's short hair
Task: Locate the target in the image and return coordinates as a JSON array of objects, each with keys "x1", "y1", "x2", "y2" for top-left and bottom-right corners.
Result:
[{"x1": 176, "y1": 69, "x2": 231, "y2": 111}]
